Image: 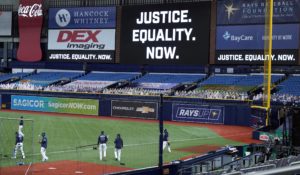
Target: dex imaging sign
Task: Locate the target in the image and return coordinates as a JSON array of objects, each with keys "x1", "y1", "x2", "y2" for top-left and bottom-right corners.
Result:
[
  {"x1": 48, "y1": 7, "x2": 116, "y2": 62},
  {"x1": 48, "y1": 29, "x2": 115, "y2": 62},
  {"x1": 48, "y1": 29, "x2": 115, "y2": 51}
]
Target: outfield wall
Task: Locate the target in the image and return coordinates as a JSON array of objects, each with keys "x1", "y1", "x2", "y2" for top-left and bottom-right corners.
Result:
[{"x1": 0, "y1": 92, "x2": 251, "y2": 126}]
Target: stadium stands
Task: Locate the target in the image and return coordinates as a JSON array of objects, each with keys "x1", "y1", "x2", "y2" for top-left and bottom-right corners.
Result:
[
  {"x1": 199, "y1": 73, "x2": 284, "y2": 87},
  {"x1": 276, "y1": 75, "x2": 300, "y2": 96},
  {"x1": 0, "y1": 72, "x2": 30, "y2": 83},
  {"x1": 199, "y1": 74, "x2": 246, "y2": 86},
  {"x1": 253, "y1": 75, "x2": 300, "y2": 104},
  {"x1": 133, "y1": 73, "x2": 204, "y2": 84},
  {"x1": 45, "y1": 72, "x2": 141, "y2": 93},
  {"x1": 5, "y1": 71, "x2": 83, "y2": 90}
]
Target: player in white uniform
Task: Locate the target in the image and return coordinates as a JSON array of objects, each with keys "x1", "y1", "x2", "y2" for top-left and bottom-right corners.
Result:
[
  {"x1": 163, "y1": 129, "x2": 171, "y2": 153},
  {"x1": 40, "y1": 132, "x2": 48, "y2": 162},
  {"x1": 114, "y1": 134, "x2": 123, "y2": 162},
  {"x1": 18, "y1": 116, "x2": 24, "y2": 136},
  {"x1": 12, "y1": 131, "x2": 25, "y2": 159},
  {"x1": 98, "y1": 131, "x2": 108, "y2": 161}
]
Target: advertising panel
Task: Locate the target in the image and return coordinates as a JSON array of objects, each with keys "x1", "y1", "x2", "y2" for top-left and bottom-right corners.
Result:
[
  {"x1": 47, "y1": 29, "x2": 115, "y2": 62},
  {"x1": 111, "y1": 100, "x2": 158, "y2": 119},
  {"x1": 172, "y1": 103, "x2": 224, "y2": 124},
  {"x1": 48, "y1": 7, "x2": 116, "y2": 29},
  {"x1": 120, "y1": 2, "x2": 211, "y2": 65},
  {"x1": 215, "y1": 50, "x2": 298, "y2": 65},
  {"x1": 0, "y1": 11, "x2": 12, "y2": 36},
  {"x1": 47, "y1": 50, "x2": 114, "y2": 62},
  {"x1": 216, "y1": 24, "x2": 299, "y2": 50},
  {"x1": 217, "y1": 0, "x2": 300, "y2": 24},
  {"x1": 48, "y1": 29, "x2": 115, "y2": 50},
  {"x1": 11, "y1": 95, "x2": 99, "y2": 115},
  {"x1": 17, "y1": 0, "x2": 43, "y2": 62}
]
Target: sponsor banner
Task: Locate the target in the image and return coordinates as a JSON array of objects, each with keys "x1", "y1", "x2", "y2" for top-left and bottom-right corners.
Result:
[
  {"x1": 217, "y1": 24, "x2": 299, "y2": 50},
  {"x1": 217, "y1": 0, "x2": 300, "y2": 24},
  {"x1": 11, "y1": 95, "x2": 99, "y2": 115},
  {"x1": 111, "y1": 100, "x2": 158, "y2": 119},
  {"x1": 47, "y1": 50, "x2": 115, "y2": 62},
  {"x1": 48, "y1": 7, "x2": 116, "y2": 29},
  {"x1": 216, "y1": 50, "x2": 298, "y2": 65},
  {"x1": 120, "y1": 2, "x2": 210, "y2": 65},
  {"x1": 0, "y1": 11, "x2": 12, "y2": 36},
  {"x1": 259, "y1": 132, "x2": 282, "y2": 141},
  {"x1": 172, "y1": 104, "x2": 224, "y2": 124},
  {"x1": 17, "y1": 0, "x2": 43, "y2": 62},
  {"x1": 48, "y1": 29, "x2": 115, "y2": 50},
  {"x1": 134, "y1": 82, "x2": 178, "y2": 90}
]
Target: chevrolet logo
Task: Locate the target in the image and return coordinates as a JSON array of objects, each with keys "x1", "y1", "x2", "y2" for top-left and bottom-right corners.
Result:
[{"x1": 136, "y1": 106, "x2": 155, "y2": 114}]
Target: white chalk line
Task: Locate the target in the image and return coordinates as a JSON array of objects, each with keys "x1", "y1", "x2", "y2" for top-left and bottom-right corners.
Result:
[{"x1": 24, "y1": 162, "x2": 32, "y2": 175}]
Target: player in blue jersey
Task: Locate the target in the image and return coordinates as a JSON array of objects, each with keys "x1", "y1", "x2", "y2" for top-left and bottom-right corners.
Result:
[
  {"x1": 98, "y1": 131, "x2": 108, "y2": 161},
  {"x1": 12, "y1": 131, "x2": 25, "y2": 159},
  {"x1": 114, "y1": 134, "x2": 123, "y2": 162},
  {"x1": 163, "y1": 129, "x2": 171, "y2": 153},
  {"x1": 39, "y1": 132, "x2": 48, "y2": 162}
]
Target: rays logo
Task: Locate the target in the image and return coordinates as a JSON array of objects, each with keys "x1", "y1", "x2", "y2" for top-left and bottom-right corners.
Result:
[
  {"x1": 223, "y1": 31, "x2": 231, "y2": 40},
  {"x1": 224, "y1": 2, "x2": 239, "y2": 20},
  {"x1": 176, "y1": 107, "x2": 221, "y2": 120}
]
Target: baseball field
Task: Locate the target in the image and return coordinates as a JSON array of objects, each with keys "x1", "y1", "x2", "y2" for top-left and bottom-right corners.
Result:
[{"x1": 0, "y1": 110, "x2": 260, "y2": 175}]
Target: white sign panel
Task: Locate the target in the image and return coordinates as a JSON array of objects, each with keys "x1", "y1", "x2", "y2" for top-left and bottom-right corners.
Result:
[
  {"x1": 48, "y1": 29, "x2": 115, "y2": 50},
  {"x1": 0, "y1": 11, "x2": 12, "y2": 36}
]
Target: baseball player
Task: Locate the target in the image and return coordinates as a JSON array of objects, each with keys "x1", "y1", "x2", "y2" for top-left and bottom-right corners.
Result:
[
  {"x1": 12, "y1": 131, "x2": 25, "y2": 159},
  {"x1": 163, "y1": 129, "x2": 171, "y2": 153},
  {"x1": 39, "y1": 132, "x2": 48, "y2": 162},
  {"x1": 114, "y1": 134, "x2": 123, "y2": 162},
  {"x1": 18, "y1": 116, "x2": 24, "y2": 136},
  {"x1": 98, "y1": 131, "x2": 108, "y2": 161}
]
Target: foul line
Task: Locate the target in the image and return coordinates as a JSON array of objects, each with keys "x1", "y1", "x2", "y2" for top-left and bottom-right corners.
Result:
[
  {"x1": 28, "y1": 131, "x2": 251, "y2": 157},
  {"x1": 24, "y1": 162, "x2": 32, "y2": 175}
]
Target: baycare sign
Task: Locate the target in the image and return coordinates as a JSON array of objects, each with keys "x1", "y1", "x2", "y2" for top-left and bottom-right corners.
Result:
[{"x1": 17, "y1": 0, "x2": 43, "y2": 62}]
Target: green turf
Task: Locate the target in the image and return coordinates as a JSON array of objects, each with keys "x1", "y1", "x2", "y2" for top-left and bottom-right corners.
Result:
[{"x1": 0, "y1": 111, "x2": 245, "y2": 169}]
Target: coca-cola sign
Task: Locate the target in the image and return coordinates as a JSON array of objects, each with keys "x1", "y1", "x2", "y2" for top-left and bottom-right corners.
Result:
[
  {"x1": 18, "y1": 3, "x2": 43, "y2": 17},
  {"x1": 17, "y1": 0, "x2": 43, "y2": 62}
]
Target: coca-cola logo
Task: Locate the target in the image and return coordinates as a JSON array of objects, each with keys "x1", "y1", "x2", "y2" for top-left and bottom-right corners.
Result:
[{"x1": 18, "y1": 3, "x2": 42, "y2": 17}]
